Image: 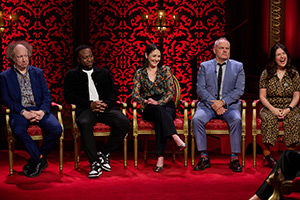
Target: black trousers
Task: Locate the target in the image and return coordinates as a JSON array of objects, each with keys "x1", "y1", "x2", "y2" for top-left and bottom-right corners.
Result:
[
  {"x1": 76, "y1": 108, "x2": 130, "y2": 164},
  {"x1": 256, "y1": 150, "x2": 300, "y2": 200},
  {"x1": 141, "y1": 104, "x2": 177, "y2": 157}
]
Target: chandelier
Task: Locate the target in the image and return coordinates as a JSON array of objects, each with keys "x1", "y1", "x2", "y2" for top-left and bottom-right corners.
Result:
[
  {"x1": 142, "y1": 2, "x2": 179, "y2": 36},
  {"x1": 0, "y1": 6, "x2": 18, "y2": 38}
]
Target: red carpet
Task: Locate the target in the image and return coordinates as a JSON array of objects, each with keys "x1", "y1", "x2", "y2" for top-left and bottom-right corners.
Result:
[{"x1": 0, "y1": 150, "x2": 299, "y2": 200}]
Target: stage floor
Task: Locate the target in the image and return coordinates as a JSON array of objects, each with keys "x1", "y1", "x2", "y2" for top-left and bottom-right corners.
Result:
[{"x1": 0, "y1": 150, "x2": 299, "y2": 200}]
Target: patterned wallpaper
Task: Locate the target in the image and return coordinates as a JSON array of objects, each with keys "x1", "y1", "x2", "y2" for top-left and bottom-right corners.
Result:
[
  {"x1": 1, "y1": 0, "x2": 73, "y2": 104},
  {"x1": 89, "y1": 0, "x2": 226, "y2": 118},
  {"x1": 1, "y1": 0, "x2": 225, "y2": 121}
]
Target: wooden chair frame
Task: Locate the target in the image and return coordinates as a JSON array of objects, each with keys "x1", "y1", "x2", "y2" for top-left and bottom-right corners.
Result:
[
  {"x1": 133, "y1": 75, "x2": 189, "y2": 168},
  {"x1": 71, "y1": 102, "x2": 128, "y2": 169},
  {"x1": 191, "y1": 100, "x2": 246, "y2": 168},
  {"x1": 4, "y1": 102, "x2": 64, "y2": 175}
]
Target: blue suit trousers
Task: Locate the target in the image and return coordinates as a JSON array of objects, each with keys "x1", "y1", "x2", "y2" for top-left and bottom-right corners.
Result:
[
  {"x1": 10, "y1": 113, "x2": 62, "y2": 163},
  {"x1": 192, "y1": 106, "x2": 242, "y2": 153}
]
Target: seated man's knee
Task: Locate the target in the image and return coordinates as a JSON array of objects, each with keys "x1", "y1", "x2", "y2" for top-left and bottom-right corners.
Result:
[
  {"x1": 192, "y1": 110, "x2": 209, "y2": 126},
  {"x1": 11, "y1": 126, "x2": 28, "y2": 138},
  {"x1": 76, "y1": 117, "x2": 92, "y2": 127},
  {"x1": 53, "y1": 123, "x2": 63, "y2": 137},
  {"x1": 120, "y1": 117, "x2": 130, "y2": 129}
]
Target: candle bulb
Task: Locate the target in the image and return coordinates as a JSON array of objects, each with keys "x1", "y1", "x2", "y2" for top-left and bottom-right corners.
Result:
[{"x1": 9, "y1": 14, "x2": 12, "y2": 25}]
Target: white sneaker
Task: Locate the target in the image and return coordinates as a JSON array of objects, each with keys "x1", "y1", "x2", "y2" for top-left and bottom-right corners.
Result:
[
  {"x1": 97, "y1": 152, "x2": 111, "y2": 172},
  {"x1": 88, "y1": 161, "x2": 102, "y2": 178}
]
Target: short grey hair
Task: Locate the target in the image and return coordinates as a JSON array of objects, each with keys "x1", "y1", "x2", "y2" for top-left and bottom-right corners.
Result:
[
  {"x1": 214, "y1": 37, "x2": 230, "y2": 49},
  {"x1": 6, "y1": 40, "x2": 33, "y2": 63}
]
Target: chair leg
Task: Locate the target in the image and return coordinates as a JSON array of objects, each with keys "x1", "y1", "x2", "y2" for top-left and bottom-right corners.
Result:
[
  {"x1": 134, "y1": 135, "x2": 138, "y2": 168},
  {"x1": 184, "y1": 135, "x2": 188, "y2": 168},
  {"x1": 144, "y1": 135, "x2": 147, "y2": 161},
  {"x1": 242, "y1": 134, "x2": 245, "y2": 168},
  {"x1": 59, "y1": 137, "x2": 63, "y2": 173},
  {"x1": 253, "y1": 134, "x2": 257, "y2": 168},
  {"x1": 172, "y1": 142, "x2": 176, "y2": 163},
  {"x1": 123, "y1": 135, "x2": 127, "y2": 168},
  {"x1": 191, "y1": 134, "x2": 195, "y2": 167},
  {"x1": 74, "y1": 136, "x2": 79, "y2": 170},
  {"x1": 8, "y1": 141, "x2": 13, "y2": 175}
]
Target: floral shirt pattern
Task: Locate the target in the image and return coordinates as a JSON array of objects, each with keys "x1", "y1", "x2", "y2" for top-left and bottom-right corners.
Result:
[
  {"x1": 132, "y1": 65, "x2": 175, "y2": 112},
  {"x1": 14, "y1": 66, "x2": 36, "y2": 107}
]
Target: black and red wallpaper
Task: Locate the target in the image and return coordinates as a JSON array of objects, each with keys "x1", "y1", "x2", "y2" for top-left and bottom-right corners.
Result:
[
  {"x1": 1, "y1": 0, "x2": 73, "y2": 104},
  {"x1": 89, "y1": 0, "x2": 226, "y2": 118},
  {"x1": 1, "y1": 0, "x2": 225, "y2": 121}
]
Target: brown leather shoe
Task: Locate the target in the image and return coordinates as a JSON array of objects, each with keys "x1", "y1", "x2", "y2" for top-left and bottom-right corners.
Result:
[
  {"x1": 229, "y1": 159, "x2": 243, "y2": 172},
  {"x1": 265, "y1": 153, "x2": 277, "y2": 168},
  {"x1": 193, "y1": 157, "x2": 211, "y2": 171}
]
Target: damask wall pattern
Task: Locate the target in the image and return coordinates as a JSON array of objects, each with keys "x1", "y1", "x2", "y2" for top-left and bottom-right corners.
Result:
[
  {"x1": 1, "y1": 0, "x2": 73, "y2": 104},
  {"x1": 89, "y1": 0, "x2": 226, "y2": 118}
]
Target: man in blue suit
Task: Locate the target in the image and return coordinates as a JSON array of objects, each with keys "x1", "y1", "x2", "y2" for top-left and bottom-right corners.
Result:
[
  {"x1": 192, "y1": 37, "x2": 245, "y2": 172},
  {"x1": 0, "y1": 40, "x2": 62, "y2": 177}
]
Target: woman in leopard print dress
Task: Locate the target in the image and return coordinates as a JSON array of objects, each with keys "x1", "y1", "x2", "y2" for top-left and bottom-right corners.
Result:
[{"x1": 259, "y1": 43, "x2": 300, "y2": 168}]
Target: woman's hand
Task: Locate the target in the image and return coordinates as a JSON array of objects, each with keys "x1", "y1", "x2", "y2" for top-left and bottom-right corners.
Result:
[
  {"x1": 277, "y1": 108, "x2": 290, "y2": 119},
  {"x1": 147, "y1": 98, "x2": 159, "y2": 105},
  {"x1": 271, "y1": 107, "x2": 290, "y2": 119},
  {"x1": 271, "y1": 108, "x2": 283, "y2": 118}
]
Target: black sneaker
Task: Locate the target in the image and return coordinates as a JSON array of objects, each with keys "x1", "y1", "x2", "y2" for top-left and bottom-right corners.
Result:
[
  {"x1": 88, "y1": 161, "x2": 102, "y2": 178},
  {"x1": 97, "y1": 152, "x2": 111, "y2": 172},
  {"x1": 26, "y1": 157, "x2": 49, "y2": 178}
]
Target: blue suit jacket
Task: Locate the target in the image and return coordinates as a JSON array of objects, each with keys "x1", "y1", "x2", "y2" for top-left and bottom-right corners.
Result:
[
  {"x1": 196, "y1": 58, "x2": 245, "y2": 109},
  {"x1": 0, "y1": 66, "x2": 52, "y2": 114}
]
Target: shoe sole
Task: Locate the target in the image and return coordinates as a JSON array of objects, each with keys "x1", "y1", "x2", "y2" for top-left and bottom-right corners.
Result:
[
  {"x1": 193, "y1": 163, "x2": 211, "y2": 171},
  {"x1": 100, "y1": 163, "x2": 111, "y2": 172},
  {"x1": 101, "y1": 166, "x2": 111, "y2": 172},
  {"x1": 88, "y1": 171, "x2": 102, "y2": 178}
]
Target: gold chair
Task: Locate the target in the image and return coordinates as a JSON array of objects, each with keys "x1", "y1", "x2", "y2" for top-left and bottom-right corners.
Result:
[
  {"x1": 191, "y1": 99, "x2": 246, "y2": 167},
  {"x1": 267, "y1": 168, "x2": 300, "y2": 200},
  {"x1": 252, "y1": 99, "x2": 287, "y2": 168},
  {"x1": 71, "y1": 102, "x2": 128, "y2": 169},
  {"x1": 3, "y1": 102, "x2": 64, "y2": 175},
  {"x1": 133, "y1": 75, "x2": 189, "y2": 168}
]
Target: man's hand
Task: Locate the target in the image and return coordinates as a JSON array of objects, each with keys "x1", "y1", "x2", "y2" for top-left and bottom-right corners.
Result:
[
  {"x1": 210, "y1": 100, "x2": 224, "y2": 112},
  {"x1": 30, "y1": 110, "x2": 45, "y2": 122},
  {"x1": 22, "y1": 110, "x2": 36, "y2": 121},
  {"x1": 91, "y1": 100, "x2": 107, "y2": 113},
  {"x1": 216, "y1": 107, "x2": 227, "y2": 115},
  {"x1": 22, "y1": 110, "x2": 45, "y2": 122}
]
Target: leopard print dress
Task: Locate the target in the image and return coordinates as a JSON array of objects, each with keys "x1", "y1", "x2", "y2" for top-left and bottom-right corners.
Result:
[{"x1": 259, "y1": 69, "x2": 300, "y2": 146}]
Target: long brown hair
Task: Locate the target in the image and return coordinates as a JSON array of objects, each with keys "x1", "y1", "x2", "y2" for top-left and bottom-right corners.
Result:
[{"x1": 266, "y1": 43, "x2": 297, "y2": 80}]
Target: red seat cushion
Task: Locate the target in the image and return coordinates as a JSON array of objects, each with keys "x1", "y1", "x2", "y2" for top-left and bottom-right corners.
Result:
[
  {"x1": 205, "y1": 119, "x2": 229, "y2": 130},
  {"x1": 137, "y1": 118, "x2": 184, "y2": 130},
  {"x1": 256, "y1": 118, "x2": 284, "y2": 130},
  {"x1": 27, "y1": 125, "x2": 43, "y2": 136},
  {"x1": 93, "y1": 123, "x2": 111, "y2": 132}
]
